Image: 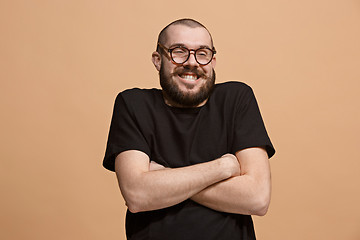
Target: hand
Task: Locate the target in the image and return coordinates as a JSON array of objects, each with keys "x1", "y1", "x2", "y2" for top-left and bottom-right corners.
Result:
[
  {"x1": 149, "y1": 161, "x2": 166, "y2": 171},
  {"x1": 220, "y1": 153, "x2": 240, "y2": 177}
]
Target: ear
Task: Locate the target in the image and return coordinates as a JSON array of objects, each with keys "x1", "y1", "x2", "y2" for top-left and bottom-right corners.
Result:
[
  {"x1": 152, "y1": 51, "x2": 161, "y2": 71},
  {"x1": 211, "y1": 56, "x2": 216, "y2": 68}
]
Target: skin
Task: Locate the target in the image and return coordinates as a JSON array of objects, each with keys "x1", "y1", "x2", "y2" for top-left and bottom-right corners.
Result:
[
  {"x1": 152, "y1": 24, "x2": 216, "y2": 107},
  {"x1": 115, "y1": 24, "x2": 272, "y2": 216},
  {"x1": 116, "y1": 151, "x2": 240, "y2": 213}
]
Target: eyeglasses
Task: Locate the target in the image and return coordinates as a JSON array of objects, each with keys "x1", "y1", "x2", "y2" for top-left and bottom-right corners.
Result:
[{"x1": 158, "y1": 43, "x2": 216, "y2": 66}]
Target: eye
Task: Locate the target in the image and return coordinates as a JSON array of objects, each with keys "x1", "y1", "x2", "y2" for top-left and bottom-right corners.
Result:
[
  {"x1": 196, "y1": 49, "x2": 210, "y2": 57},
  {"x1": 172, "y1": 47, "x2": 187, "y2": 54}
]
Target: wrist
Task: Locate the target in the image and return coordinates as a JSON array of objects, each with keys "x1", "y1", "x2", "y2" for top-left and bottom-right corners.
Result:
[
  {"x1": 217, "y1": 154, "x2": 240, "y2": 178},
  {"x1": 217, "y1": 157, "x2": 233, "y2": 179}
]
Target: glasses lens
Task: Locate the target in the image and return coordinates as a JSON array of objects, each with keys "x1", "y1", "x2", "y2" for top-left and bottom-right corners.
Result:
[
  {"x1": 171, "y1": 47, "x2": 189, "y2": 64},
  {"x1": 170, "y1": 47, "x2": 214, "y2": 65},
  {"x1": 195, "y1": 48, "x2": 213, "y2": 65}
]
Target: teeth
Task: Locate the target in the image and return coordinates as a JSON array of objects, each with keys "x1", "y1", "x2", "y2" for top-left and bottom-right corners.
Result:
[{"x1": 181, "y1": 74, "x2": 197, "y2": 80}]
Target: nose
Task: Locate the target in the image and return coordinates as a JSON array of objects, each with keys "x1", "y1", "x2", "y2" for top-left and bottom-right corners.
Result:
[{"x1": 183, "y1": 50, "x2": 199, "y2": 67}]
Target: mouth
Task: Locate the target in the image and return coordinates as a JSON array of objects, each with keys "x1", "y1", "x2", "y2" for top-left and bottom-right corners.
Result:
[{"x1": 178, "y1": 73, "x2": 200, "y2": 82}]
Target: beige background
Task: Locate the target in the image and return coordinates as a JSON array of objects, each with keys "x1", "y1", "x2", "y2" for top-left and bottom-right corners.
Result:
[{"x1": 1, "y1": 0, "x2": 359, "y2": 239}]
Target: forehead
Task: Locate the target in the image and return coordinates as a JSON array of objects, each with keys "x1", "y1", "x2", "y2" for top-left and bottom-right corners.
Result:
[{"x1": 164, "y1": 25, "x2": 212, "y2": 48}]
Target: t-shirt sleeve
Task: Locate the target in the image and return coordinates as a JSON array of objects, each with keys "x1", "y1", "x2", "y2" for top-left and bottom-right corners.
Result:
[
  {"x1": 231, "y1": 85, "x2": 275, "y2": 158},
  {"x1": 103, "y1": 93, "x2": 150, "y2": 171}
]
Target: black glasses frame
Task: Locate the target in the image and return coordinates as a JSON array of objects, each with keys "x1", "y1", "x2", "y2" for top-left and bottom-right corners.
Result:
[{"x1": 157, "y1": 43, "x2": 216, "y2": 66}]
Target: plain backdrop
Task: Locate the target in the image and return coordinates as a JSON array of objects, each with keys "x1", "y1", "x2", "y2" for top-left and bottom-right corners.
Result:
[{"x1": 1, "y1": 0, "x2": 359, "y2": 239}]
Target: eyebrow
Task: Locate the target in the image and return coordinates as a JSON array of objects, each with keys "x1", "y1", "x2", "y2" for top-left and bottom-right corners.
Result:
[{"x1": 169, "y1": 43, "x2": 212, "y2": 49}]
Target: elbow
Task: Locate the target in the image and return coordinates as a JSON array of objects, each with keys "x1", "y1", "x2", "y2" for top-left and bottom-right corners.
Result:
[
  {"x1": 121, "y1": 188, "x2": 150, "y2": 213},
  {"x1": 126, "y1": 196, "x2": 151, "y2": 213},
  {"x1": 252, "y1": 202, "x2": 269, "y2": 216},
  {"x1": 126, "y1": 197, "x2": 148, "y2": 213},
  {"x1": 125, "y1": 194, "x2": 141, "y2": 213},
  {"x1": 250, "y1": 193, "x2": 270, "y2": 216},
  {"x1": 123, "y1": 184, "x2": 167, "y2": 213},
  {"x1": 127, "y1": 204, "x2": 142, "y2": 214}
]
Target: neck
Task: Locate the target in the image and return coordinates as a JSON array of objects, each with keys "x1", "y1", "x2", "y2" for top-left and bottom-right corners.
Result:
[{"x1": 162, "y1": 91, "x2": 208, "y2": 108}]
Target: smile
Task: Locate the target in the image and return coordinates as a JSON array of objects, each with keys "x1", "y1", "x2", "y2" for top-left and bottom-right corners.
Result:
[{"x1": 179, "y1": 73, "x2": 199, "y2": 81}]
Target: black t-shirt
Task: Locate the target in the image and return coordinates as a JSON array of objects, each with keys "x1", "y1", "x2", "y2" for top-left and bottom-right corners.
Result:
[{"x1": 103, "y1": 81, "x2": 275, "y2": 240}]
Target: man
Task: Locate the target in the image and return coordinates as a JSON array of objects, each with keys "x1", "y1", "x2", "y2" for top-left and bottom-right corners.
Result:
[{"x1": 103, "y1": 18, "x2": 275, "y2": 240}]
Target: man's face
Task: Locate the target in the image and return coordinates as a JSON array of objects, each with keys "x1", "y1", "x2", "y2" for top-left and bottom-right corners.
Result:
[{"x1": 156, "y1": 25, "x2": 216, "y2": 107}]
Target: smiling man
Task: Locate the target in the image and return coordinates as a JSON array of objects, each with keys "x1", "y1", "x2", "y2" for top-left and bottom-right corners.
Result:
[
  {"x1": 155, "y1": 23, "x2": 216, "y2": 108},
  {"x1": 103, "y1": 19, "x2": 275, "y2": 240}
]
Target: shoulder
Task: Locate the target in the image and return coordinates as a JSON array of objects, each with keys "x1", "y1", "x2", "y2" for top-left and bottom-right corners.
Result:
[
  {"x1": 113, "y1": 88, "x2": 162, "y2": 117},
  {"x1": 214, "y1": 81, "x2": 253, "y2": 94},
  {"x1": 211, "y1": 81, "x2": 255, "y2": 104},
  {"x1": 118, "y1": 88, "x2": 159, "y2": 101},
  {"x1": 115, "y1": 88, "x2": 161, "y2": 106}
]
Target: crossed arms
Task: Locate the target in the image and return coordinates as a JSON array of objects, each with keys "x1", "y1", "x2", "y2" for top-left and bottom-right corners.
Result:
[{"x1": 114, "y1": 147, "x2": 271, "y2": 216}]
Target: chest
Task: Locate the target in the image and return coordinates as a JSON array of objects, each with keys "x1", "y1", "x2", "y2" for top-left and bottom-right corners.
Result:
[{"x1": 139, "y1": 108, "x2": 235, "y2": 167}]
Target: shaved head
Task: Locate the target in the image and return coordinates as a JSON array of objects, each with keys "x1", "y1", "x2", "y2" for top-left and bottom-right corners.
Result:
[{"x1": 156, "y1": 18, "x2": 214, "y2": 52}]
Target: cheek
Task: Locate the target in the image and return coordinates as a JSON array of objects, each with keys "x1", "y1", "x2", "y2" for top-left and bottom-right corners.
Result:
[
  {"x1": 162, "y1": 63, "x2": 176, "y2": 74},
  {"x1": 203, "y1": 66, "x2": 213, "y2": 75}
]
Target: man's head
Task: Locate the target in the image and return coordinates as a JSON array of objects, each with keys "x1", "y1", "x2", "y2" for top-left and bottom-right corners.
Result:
[{"x1": 152, "y1": 19, "x2": 217, "y2": 108}]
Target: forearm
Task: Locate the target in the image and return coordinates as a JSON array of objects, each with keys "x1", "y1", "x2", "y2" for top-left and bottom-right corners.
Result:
[
  {"x1": 191, "y1": 148, "x2": 271, "y2": 215},
  {"x1": 130, "y1": 162, "x2": 228, "y2": 212},
  {"x1": 191, "y1": 173, "x2": 271, "y2": 216},
  {"x1": 115, "y1": 151, "x2": 239, "y2": 213}
]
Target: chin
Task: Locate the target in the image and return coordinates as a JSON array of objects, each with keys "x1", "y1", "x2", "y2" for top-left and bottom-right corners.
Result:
[{"x1": 160, "y1": 67, "x2": 216, "y2": 107}]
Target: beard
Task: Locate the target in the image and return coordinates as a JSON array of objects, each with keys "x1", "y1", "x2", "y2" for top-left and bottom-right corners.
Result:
[{"x1": 159, "y1": 64, "x2": 216, "y2": 108}]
